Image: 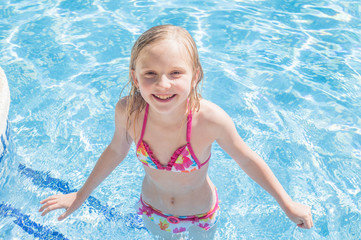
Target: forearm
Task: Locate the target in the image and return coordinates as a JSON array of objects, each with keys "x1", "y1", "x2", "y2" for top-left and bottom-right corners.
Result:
[
  {"x1": 77, "y1": 144, "x2": 128, "y2": 199},
  {"x1": 239, "y1": 151, "x2": 293, "y2": 211},
  {"x1": 215, "y1": 109, "x2": 313, "y2": 228}
]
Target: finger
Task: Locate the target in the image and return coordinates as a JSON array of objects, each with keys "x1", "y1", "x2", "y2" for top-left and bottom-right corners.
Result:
[
  {"x1": 297, "y1": 218, "x2": 313, "y2": 229},
  {"x1": 40, "y1": 195, "x2": 58, "y2": 204},
  {"x1": 305, "y1": 217, "x2": 313, "y2": 229},
  {"x1": 39, "y1": 200, "x2": 57, "y2": 212},
  {"x1": 58, "y1": 209, "x2": 72, "y2": 221},
  {"x1": 39, "y1": 204, "x2": 47, "y2": 213},
  {"x1": 41, "y1": 204, "x2": 62, "y2": 217},
  {"x1": 297, "y1": 218, "x2": 309, "y2": 229},
  {"x1": 297, "y1": 223, "x2": 307, "y2": 229}
]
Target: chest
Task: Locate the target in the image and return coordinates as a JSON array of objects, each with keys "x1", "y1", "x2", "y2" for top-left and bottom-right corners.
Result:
[
  {"x1": 138, "y1": 121, "x2": 213, "y2": 167},
  {"x1": 145, "y1": 124, "x2": 187, "y2": 163}
]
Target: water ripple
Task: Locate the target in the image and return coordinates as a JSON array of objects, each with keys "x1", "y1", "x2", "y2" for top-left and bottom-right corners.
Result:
[{"x1": 1, "y1": 0, "x2": 361, "y2": 239}]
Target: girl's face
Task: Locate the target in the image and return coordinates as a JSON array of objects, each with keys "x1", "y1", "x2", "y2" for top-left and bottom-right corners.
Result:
[{"x1": 132, "y1": 39, "x2": 196, "y2": 115}]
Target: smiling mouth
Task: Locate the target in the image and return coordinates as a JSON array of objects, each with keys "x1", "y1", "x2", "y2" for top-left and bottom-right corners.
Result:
[{"x1": 153, "y1": 94, "x2": 176, "y2": 100}]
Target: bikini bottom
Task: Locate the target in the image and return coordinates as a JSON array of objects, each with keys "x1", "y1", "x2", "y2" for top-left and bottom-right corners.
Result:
[{"x1": 136, "y1": 191, "x2": 220, "y2": 234}]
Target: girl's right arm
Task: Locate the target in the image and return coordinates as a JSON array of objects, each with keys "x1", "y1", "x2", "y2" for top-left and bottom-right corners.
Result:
[{"x1": 39, "y1": 99, "x2": 131, "y2": 221}]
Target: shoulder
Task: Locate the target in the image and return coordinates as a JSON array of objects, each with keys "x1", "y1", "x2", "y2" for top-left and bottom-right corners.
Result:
[
  {"x1": 114, "y1": 97, "x2": 129, "y2": 129},
  {"x1": 197, "y1": 99, "x2": 231, "y2": 124},
  {"x1": 115, "y1": 97, "x2": 145, "y2": 140},
  {"x1": 115, "y1": 97, "x2": 128, "y2": 113},
  {"x1": 196, "y1": 99, "x2": 234, "y2": 138}
]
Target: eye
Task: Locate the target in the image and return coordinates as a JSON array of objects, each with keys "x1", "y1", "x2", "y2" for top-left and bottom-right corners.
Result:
[
  {"x1": 171, "y1": 71, "x2": 183, "y2": 76},
  {"x1": 145, "y1": 71, "x2": 156, "y2": 77}
]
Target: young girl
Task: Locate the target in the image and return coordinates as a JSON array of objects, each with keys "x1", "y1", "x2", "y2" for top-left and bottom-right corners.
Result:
[{"x1": 39, "y1": 25, "x2": 313, "y2": 239}]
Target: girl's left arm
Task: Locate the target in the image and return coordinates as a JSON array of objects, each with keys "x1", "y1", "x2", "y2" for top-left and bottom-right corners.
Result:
[{"x1": 214, "y1": 108, "x2": 313, "y2": 229}]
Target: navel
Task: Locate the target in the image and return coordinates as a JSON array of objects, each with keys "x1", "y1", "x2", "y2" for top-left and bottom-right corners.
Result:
[{"x1": 170, "y1": 197, "x2": 175, "y2": 205}]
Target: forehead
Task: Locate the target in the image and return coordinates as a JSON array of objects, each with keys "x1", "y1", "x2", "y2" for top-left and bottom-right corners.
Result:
[{"x1": 136, "y1": 39, "x2": 193, "y2": 68}]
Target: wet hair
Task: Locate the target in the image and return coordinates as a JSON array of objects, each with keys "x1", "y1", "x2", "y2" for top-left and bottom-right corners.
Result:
[{"x1": 122, "y1": 24, "x2": 203, "y2": 131}]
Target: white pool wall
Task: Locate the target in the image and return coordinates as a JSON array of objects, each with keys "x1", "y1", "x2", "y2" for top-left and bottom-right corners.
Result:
[{"x1": 0, "y1": 66, "x2": 10, "y2": 139}]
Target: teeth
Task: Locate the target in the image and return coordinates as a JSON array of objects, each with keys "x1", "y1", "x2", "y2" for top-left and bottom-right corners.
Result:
[{"x1": 155, "y1": 94, "x2": 173, "y2": 100}]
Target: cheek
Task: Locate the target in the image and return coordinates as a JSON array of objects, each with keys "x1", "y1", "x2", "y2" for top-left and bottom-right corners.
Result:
[
  {"x1": 138, "y1": 78, "x2": 153, "y2": 90},
  {"x1": 176, "y1": 80, "x2": 192, "y2": 93}
]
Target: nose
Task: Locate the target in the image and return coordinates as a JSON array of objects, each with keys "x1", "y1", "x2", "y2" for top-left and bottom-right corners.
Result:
[{"x1": 157, "y1": 74, "x2": 171, "y2": 90}]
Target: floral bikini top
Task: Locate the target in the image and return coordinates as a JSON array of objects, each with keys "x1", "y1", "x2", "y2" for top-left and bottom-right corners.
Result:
[{"x1": 136, "y1": 104, "x2": 210, "y2": 173}]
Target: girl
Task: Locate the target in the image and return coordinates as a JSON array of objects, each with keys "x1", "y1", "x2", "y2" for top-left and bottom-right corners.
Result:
[{"x1": 39, "y1": 25, "x2": 313, "y2": 239}]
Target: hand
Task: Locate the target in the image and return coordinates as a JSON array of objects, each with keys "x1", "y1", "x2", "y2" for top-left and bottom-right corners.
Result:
[
  {"x1": 39, "y1": 192, "x2": 85, "y2": 221},
  {"x1": 284, "y1": 201, "x2": 313, "y2": 229}
]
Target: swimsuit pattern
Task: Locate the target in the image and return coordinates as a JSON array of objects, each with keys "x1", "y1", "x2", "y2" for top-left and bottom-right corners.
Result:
[
  {"x1": 136, "y1": 104, "x2": 210, "y2": 173},
  {"x1": 137, "y1": 141, "x2": 200, "y2": 173},
  {"x1": 136, "y1": 191, "x2": 220, "y2": 233}
]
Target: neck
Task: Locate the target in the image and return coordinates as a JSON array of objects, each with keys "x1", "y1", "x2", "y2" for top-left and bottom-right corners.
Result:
[{"x1": 148, "y1": 102, "x2": 188, "y2": 127}]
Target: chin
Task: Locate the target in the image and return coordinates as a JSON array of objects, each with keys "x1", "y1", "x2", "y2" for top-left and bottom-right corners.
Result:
[{"x1": 149, "y1": 97, "x2": 188, "y2": 114}]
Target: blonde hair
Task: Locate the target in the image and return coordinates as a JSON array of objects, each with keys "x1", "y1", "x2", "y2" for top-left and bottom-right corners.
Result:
[{"x1": 123, "y1": 25, "x2": 204, "y2": 130}]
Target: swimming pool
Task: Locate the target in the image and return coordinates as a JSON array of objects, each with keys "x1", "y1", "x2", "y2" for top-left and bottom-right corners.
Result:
[{"x1": 1, "y1": 0, "x2": 360, "y2": 239}]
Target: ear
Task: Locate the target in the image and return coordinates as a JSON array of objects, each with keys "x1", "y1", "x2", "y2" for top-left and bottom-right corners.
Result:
[{"x1": 131, "y1": 70, "x2": 139, "y2": 88}]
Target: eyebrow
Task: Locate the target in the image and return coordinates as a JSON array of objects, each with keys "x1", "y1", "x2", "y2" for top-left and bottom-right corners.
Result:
[
  {"x1": 139, "y1": 66, "x2": 188, "y2": 71},
  {"x1": 169, "y1": 66, "x2": 187, "y2": 70}
]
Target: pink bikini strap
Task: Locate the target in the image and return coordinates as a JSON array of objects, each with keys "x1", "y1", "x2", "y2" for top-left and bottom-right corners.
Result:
[
  {"x1": 137, "y1": 104, "x2": 149, "y2": 147},
  {"x1": 186, "y1": 110, "x2": 211, "y2": 167},
  {"x1": 139, "y1": 188, "x2": 219, "y2": 221},
  {"x1": 186, "y1": 111, "x2": 192, "y2": 143}
]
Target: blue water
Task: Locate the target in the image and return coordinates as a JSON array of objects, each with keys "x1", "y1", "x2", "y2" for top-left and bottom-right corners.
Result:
[{"x1": 1, "y1": 0, "x2": 361, "y2": 239}]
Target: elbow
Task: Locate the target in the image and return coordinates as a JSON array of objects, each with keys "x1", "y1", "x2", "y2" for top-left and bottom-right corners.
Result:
[
  {"x1": 236, "y1": 150, "x2": 263, "y2": 170},
  {"x1": 236, "y1": 155, "x2": 252, "y2": 170}
]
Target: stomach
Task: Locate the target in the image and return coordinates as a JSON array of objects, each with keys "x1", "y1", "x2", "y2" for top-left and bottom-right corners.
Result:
[{"x1": 141, "y1": 166, "x2": 217, "y2": 216}]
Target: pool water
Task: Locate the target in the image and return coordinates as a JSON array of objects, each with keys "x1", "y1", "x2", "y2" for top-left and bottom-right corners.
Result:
[{"x1": 1, "y1": 0, "x2": 361, "y2": 239}]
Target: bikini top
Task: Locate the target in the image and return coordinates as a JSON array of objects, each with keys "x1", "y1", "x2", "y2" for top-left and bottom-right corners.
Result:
[{"x1": 136, "y1": 104, "x2": 210, "y2": 173}]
